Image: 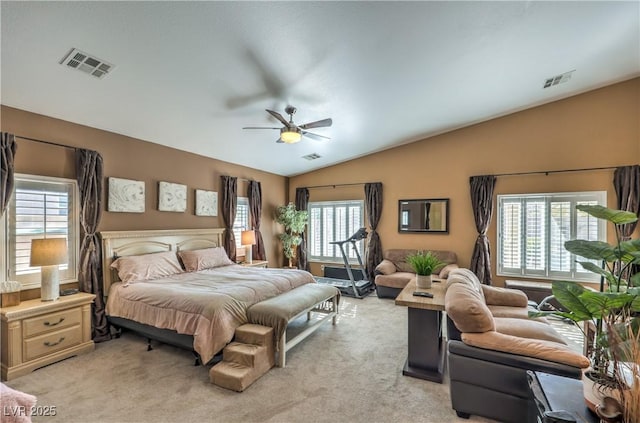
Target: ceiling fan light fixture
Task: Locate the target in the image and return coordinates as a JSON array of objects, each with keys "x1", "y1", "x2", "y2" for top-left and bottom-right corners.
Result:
[{"x1": 280, "y1": 128, "x2": 302, "y2": 144}]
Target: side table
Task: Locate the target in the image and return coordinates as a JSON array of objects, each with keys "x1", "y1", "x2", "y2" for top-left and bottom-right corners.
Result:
[{"x1": 527, "y1": 371, "x2": 597, "y2": 423}]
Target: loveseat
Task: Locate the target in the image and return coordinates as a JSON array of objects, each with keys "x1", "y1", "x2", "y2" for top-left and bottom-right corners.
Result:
[
  {"x1": 445, "y1": 268, "x2": 590, "y2": 423},
  {"x1": 374, "y1": 249, "x2": 458, "y2": 298}
]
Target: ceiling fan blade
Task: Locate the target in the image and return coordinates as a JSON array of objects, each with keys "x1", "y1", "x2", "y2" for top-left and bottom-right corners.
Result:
[
  {"x1": 299, "y1": 118, "x2": 332, "y2": 130},
  {"x1": 302, "y1": 130, "x2": 331, "y2": 140},
  {"x1": 242, "y1": 126, "x2": 281, "y2": 130},
  {"x1": 266, "y1": 109, "x2": 290, "y2": 127},
  {"x1": 276, "y1": 138, "x2": 284, "y2": 144}
]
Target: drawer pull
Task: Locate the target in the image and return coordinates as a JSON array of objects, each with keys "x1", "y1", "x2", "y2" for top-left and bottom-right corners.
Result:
[
  {"x1": 44, "y1": 317, "x2": 65, "y2": 327},
  {"x1": 44, "y1": 337, "x2": 65, "y2": 347}
]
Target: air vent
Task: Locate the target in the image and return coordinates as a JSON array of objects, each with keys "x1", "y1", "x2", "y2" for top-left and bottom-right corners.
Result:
[
  {"x1": 543, "y1": 70, "x2": 574, "y2": 89},
  {"x1": 302, "y1": 153, "x2": 321, "y2": 161},
  {"x1": 60, "y1": 48, "x2": 114, "y2": 79}
]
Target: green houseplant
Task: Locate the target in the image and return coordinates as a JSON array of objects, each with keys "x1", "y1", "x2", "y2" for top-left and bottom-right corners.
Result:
[
  {"x1": 275, "y1": 202, "x2": 309, "y2": 268},
  {"x1": 530, "y1": 205, "x2": 640, "y2": 417},
  {"x1": 406, "y1": 251, "x2": 445, "y2": 289}
]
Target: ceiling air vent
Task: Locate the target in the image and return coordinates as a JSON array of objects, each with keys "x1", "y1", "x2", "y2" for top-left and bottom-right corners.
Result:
[
  {"x1": 60, "y1": 48, "x2": 114, "y2": 79},
  {"x1": 302, "y1": 153, "x2": 321, "y2": 161},
  {"x1": 543, "y1": 70, "x2": 574, "y2": 89}
]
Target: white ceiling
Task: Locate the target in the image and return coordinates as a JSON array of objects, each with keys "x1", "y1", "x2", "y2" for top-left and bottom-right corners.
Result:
[{"x1": 2, "y1": 1, "x2": 639, "y2": 177}]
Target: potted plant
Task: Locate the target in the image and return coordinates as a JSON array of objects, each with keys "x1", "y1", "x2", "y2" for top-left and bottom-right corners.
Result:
[
  {"x1": 530, "y1": 205, "x2": 640, "y2": 418},
  {"x1": 406, "y1": 251, "x2": 445, "y2": 289},
  {"x1": 275, "y1": 202, "x2": 309, "y2": 268}
]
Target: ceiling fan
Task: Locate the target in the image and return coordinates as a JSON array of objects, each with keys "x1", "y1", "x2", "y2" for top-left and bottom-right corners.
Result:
[{"x1": 243, "y1": 106, "x2": 332, "y2": 144}]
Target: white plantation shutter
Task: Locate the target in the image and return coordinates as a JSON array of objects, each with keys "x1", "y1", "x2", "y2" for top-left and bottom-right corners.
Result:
[
  {"x1": 498, "y1": 192, "x2": 605, "y2": 282},
  {"x1": 525, "y1": 199, "x2": 546, "y2": 273},
  {"x1": 500, "y1": 199, "x2": 521, "y2": 272},
  {"x1": 309, "y1": 200, "x2": 364, "y2": 262},
  {"x1": 233, "y1": 197, "x2": 249, "y2": 248},
  {"x1": 4, "y1": 175, "x2": 78, "y2": 288}
]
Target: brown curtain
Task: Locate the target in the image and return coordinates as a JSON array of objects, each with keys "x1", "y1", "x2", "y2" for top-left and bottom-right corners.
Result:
[
  {"x1": 364, "y1": 182, "x2": 383, "y2": 282},
  {"x1": 295, "y1": 187, "x2": 310, "y2": 271},
  {"x1": 76, "y1": 149, "x2": 110, "y2": 342},
  {"x1": 248, "y1": 180, "x2": 266, "y2": 261},
  {"x1": 613, "y1": 165, "x2": 640, "y2": 283},
  {"x1": 1, "y1": 132, "x2": 17, "y2": 217},
  {"x1": 470, "y1": 175, "x2": 497, "y2": 285},
  {"x1": 221, "y1": 175, "x2": 237, "y2": 261},
  {"x1": 613, "y1": 165, "x2": 640, "y2": 240}
]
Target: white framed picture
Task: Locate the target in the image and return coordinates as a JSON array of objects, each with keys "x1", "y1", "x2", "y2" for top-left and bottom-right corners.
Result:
[
  {"x1": 158, "y1": 181, "x2": 187, "y2": 212},
  {"x1": 108, "y1": 177, "x2": 145, "y2": 213},
  {"x1": 195, "y1": 189, "x2": 218, "y2": 216}
]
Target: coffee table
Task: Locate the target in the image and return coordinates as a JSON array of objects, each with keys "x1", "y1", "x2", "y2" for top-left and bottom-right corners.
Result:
[{"x1": 395, "y1": 278, "x2": 446, "y2": 383}]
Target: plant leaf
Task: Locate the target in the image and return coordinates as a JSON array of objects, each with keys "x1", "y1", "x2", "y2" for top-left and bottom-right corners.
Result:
[
  {"x1": 528, "y1": 309, "x2": 582, "y2": 323},
  {"x1": 577, "y1": 261, "x2": 617, "y2": 285},
  {"x1": 576, "y1": 204, "x2": 638, "y2": 225},
  {"x1": 552, "y1": 281, "x2": 593, "y2": 321},
  {"x1": 564, "y1": 240, "x2": 618, "y2": 262},
  {"x1": 580, "y1": 290, "x2": 636, "y2": 318}
]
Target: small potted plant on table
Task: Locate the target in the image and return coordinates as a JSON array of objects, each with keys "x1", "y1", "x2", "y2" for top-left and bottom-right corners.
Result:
[{"x1": 406, "y1": 251, "x2": 445, "y2": 289}]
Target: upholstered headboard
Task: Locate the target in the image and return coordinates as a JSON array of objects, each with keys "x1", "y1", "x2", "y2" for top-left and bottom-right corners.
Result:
[{"x1": 100, "y1": 228, "x2": 225, "y2": 295}]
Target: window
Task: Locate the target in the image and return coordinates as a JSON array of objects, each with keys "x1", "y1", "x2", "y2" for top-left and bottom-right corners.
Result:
[
  {"x1": 497, "y1": 191, "x2": 606, "y2": 282},
  {"x1": 2, "y1": 174, "x2": 79, "y2": 289},
  {"x1": 233, "y1": 197, "x2": 250, "y2": 249},
  {"x1": 308, "y1": 200, "x2": 364, "y2": 262}
]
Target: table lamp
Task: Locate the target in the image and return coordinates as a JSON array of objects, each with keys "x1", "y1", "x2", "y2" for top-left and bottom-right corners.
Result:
[
  {"x1": 241, "y1": 230, "x2": 256, "y2": 264},
  {"x1": 30, "y1": 238, "x2": 67, "y2": 301}
]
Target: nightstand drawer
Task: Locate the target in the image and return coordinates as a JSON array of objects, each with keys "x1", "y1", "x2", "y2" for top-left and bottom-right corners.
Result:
[
  {"x1": 24, "y1": 325, "x2": 82, "y2": 361},
  {"x1": 23, "y1": 308, "x2": 81, "y2": 338}
]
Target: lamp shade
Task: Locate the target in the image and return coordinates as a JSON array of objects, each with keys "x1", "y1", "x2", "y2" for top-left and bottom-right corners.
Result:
[
  {"x1": 30, "y1": 238, "x2": 67, "y2": 266},
  {"x1": 241, "y1": 230, "x2": 256, "y2": 246}
]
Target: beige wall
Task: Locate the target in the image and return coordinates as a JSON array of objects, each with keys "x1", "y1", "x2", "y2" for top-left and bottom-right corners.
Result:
[
  {"x1": 2, "y1": 78, "x2": 639, "y2": 297},
  {"x1": 1, "y1": 106, "x2": 288, "y2": 299},
  {"x1": 290, "y1": 78, "x2": 640, "y2": 285}
]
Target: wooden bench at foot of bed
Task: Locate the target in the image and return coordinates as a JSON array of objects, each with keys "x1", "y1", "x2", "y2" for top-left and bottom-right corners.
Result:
[{"x1": 247, "y1": 283, "x2": 340, "y2": 368}]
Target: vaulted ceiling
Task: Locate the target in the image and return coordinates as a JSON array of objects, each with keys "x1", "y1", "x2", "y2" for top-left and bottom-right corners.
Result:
[{"x1": 2, "y1": 1, "x2": 639, "y2": 176}]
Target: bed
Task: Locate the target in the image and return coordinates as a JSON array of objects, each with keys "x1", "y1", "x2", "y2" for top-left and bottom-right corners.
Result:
[{"x1": 100, "y1": 229, "x2": 316, "y2": 365}]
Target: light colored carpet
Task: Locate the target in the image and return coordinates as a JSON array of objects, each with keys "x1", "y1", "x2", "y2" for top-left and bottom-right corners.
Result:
[{"x1": 6, "y1": 296, "x2": 494, "y2": 423}]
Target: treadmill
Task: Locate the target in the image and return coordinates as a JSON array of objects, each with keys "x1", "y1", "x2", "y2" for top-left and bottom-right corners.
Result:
[{"x1": 315, "y1": 227, "x2": 374, "y2": 298}]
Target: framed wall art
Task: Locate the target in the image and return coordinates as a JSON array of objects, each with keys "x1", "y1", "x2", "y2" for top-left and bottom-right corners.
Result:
[
  {"x1": 158, "y1": 181, "x2": 187, "y2": 212},
  {"x1": 108, "y1": 177, "x2": 145, "y2": 213},
  {"x1": 195, "y1": 189, "x2": 218, "y2": 216}
]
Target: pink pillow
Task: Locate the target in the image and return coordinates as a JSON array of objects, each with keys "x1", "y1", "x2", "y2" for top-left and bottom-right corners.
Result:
[
  {"x1": 178, "y1": 247, "x2": 234, "y2": 272},
  {"x1": 111, "y1": 251, "x2": 183, "y2": 284}
]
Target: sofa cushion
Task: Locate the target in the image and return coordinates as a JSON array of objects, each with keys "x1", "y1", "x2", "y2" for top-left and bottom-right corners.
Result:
[
  {"x1": 374, "y1": 259, "x2": 396, "y2": 276},
  {"x1": 445, "y1": 281, "x2": 495, "y2": 333},
  {"x1": 382, "y1": 249, "x2": 458, "y2": 274},
  {"x1": 438, "y1": 263, "x2": 459, "y2": 279},
  {"x1": 447, "y1": 268, "x2": 486, "y2": 301},
  {"x1": 482, "y1": 285, "x2": 529, "y2": 307},
  {"x1": 494, "y1": 317, "x2": 566, "y2": 345},
  {"x1": 375, "y1": 272, "x2": 414, "y2": 289},
  {"x1": 461, "y1": 331, "x2": 590, "y2": 368}
]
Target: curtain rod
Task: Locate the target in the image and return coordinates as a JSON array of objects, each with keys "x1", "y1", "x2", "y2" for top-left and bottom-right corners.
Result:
[
  {"x1": 306, "y1": 182, "x2": 380, "y2": 190},
  {"x1": 490, "y1": 165, "x2": 628, "y2": 178},
  {"x1": 15, "y1": 135, "x2": 78, "y2": 151}
]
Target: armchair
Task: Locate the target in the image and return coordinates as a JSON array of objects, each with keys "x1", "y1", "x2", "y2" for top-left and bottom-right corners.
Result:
[{"x1": 445, "y1": 268, "x2": 590, "y2": 423}]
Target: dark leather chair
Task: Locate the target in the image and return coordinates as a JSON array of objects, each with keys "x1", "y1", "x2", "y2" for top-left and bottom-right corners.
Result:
[{"x1": 444, "y1": 269, "x2": 589, "y2": 423}]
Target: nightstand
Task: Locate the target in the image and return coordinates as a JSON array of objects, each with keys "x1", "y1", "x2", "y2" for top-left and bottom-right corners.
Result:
[
  {"x1": 240, "y1": 260, "x2": 268, "y2": 268},
  {"x1": 1, "y1": 292, "x2": 96, "y2": 381}
]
